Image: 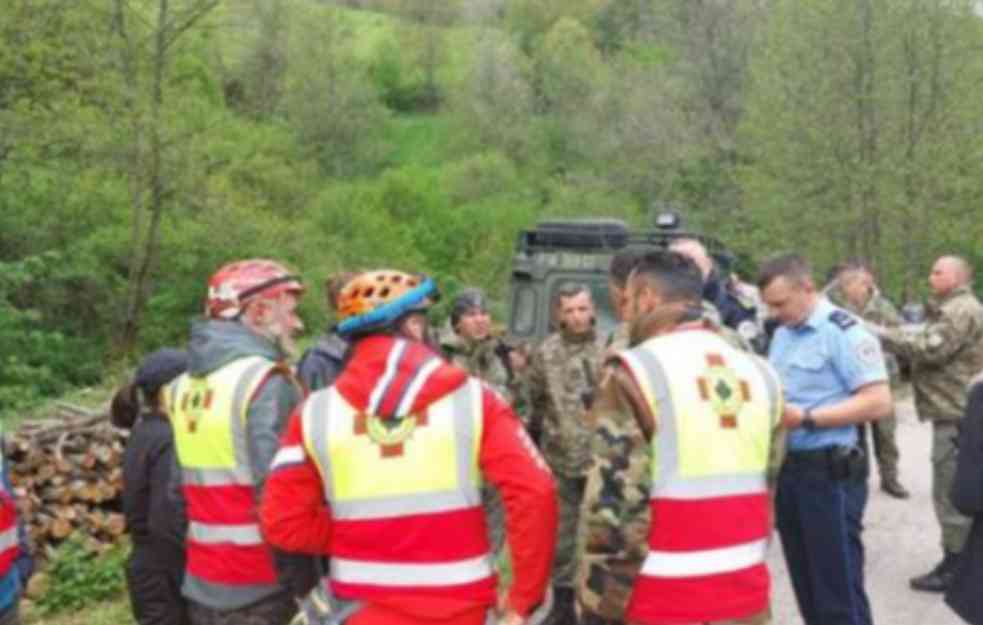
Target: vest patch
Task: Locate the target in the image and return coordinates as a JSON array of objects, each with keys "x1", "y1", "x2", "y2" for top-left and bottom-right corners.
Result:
[
  {"x1": 829, "y1": 310, "x2": 857, "y2": 331},
  {"x1": 354, "y1": 410, "x2": 429, "y2": 457},
  {"x1": 697, "y1": 353, "x2": 752, "y2": 429}
]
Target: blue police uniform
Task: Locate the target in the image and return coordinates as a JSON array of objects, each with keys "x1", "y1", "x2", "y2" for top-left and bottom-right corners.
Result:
[{"x1": 769, "y1": 297, "x2": 887, "y2": 625}]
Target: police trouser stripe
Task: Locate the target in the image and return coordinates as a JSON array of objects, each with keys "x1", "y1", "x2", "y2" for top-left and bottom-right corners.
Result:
[
  {"x1": 331, "y1": 554, "x2": 493, "y2": 586},
  {"x1": 0, "y1": 527, "x2": 15, "y2": 552},
  {"x1": 641, "y1": 538, "x2": 767, "y2": 578},
  {"x1": 188, "y1": 521, "x2": 263, "y2": 546}
]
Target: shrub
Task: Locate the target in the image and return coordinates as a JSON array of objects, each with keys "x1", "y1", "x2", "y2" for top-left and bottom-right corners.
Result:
[{"x1": 36, "y1": 535, "x2": 129, "y2": 615}]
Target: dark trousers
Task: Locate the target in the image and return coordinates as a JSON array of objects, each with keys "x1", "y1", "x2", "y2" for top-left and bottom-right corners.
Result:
[
  {"x1": 777, "y1": 453, "x2": 872, "y2": 625},
  {"x1": 0, "y1": 603, "x2": 18, "y2": 625},
  {"x1": 127, "y1": 556, "x2": 189, "y2": 625}
]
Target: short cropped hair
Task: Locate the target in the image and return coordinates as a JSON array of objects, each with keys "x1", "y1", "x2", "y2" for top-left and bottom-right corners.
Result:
[
  {"x1": 631, "y1": 251, "x2": 703, "y2": 304},
  {"x1": 609, "y1": 252, "x2": 641, "y2": 288},
  {"x1": 758, "y1": 254, "x2": 813, "y2": 290},
  {"x1": 553, "y1": 282, "x2": 591, "y2": 309}
]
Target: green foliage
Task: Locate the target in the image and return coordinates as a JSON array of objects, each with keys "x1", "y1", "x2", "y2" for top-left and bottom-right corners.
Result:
[{"x1": 37, "y1": 536, "x2": 129, "y2": 615}]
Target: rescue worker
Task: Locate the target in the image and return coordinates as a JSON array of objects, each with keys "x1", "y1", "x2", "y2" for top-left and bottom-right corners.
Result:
[
  {"x1": 578, "y1": 251, "x2": 786, "y2": 625},
  {"x1": 168, "y1": 259, "x2": 307, "y2": 625},
  {"x1": 112, "y1": 348, "x2": 190, "y2": 625},
  {"x1": 670, "y1": 238, "x2": 763, "y2": 351},
  {"x1": 259, "y1": 269, "x2": 558, "y2": 625},
  {"x1": 825, "y1": 260, "x2": 910, "y2": 498},
  {"x1": 526, "y1": 283, "x2": 605, "y2": 624},
  {"x1": 866, "y1": 255, "x2": 983, "y2": 592},
  {"x1": 438, "y1": 288, "x2": 528, "y2": 554},
  {"x1": 761, "y1": 254, "x2": 892, "y2": 625},
  {"x1": 0, "y1": 425, "x2": 33, "y2": 625},
  {"x1": 297, "y1": 272, "x2": 358, "y2": 393}
]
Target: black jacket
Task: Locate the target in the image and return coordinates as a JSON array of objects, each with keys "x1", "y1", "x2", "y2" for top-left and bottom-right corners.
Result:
[
  {"x1": 946, "y1": 381, "x2": 983, "y2": 624},
  {"x1": 122, "y1": 412, "x2": 186, "y2": 572},
  {"x1": 296, "y1": 332, "x2": 349, "y2": 393}
]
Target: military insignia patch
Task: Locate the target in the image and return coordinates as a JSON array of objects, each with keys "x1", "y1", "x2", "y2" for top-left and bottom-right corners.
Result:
[
  {"x1": 697, "y1": 354, "x2": 751, "y2": 429},
  {"x1": 829, "y1": 310, "x2": 858, "y2": 331},
  {"x1": 354, "y1": 411, "x2": 428, "y2": 457}
]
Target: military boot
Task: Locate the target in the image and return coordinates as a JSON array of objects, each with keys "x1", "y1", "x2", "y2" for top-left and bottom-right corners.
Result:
[
  {"x1": 910, "y1": 551, "x2": 961, "y2": 592},
  {"x1": 880, "y1": 477, "x2": 910, "y2": 499},
  {"x1": 544, "y1": 586, "x2": 578, "y2": 625}
]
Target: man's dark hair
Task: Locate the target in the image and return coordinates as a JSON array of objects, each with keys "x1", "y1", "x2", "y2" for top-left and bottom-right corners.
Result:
[
  {"x1": 758, "y1": 254, "x2": 813, "y2": 290},
  {"x1": 631, "y1": 251, "x2": 703, "y2": 303},
  {"x1": 609, "y1": 252, "x2": 641, "y2": 288}
]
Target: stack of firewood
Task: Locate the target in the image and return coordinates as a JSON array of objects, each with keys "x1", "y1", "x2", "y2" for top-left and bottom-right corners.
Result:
[{"x1": 5, "y1": 403, "x2": 128, "y2": 556}]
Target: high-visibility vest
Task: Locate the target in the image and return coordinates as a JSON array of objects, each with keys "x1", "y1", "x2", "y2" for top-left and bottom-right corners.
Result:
[
  {"x1": 300, "y1": 378, "x2": 497, "y2": 603},
  {"x1": 169, "y1": 356, "x2": 281, "y2": 600},
  {"x1": 623, "y1": 330, "x2": 782, "y2": 625},
  {"x1": 0, "y1": 430, "x2": 18, "y2": 580}
]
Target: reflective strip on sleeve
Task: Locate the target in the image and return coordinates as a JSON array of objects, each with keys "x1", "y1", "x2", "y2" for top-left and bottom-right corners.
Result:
[
  {"x1": 271, "y1": 445, "x2": 306, "y2": 471},
  {"x1": 188, "y1": 521, "x2": 264, "y2": 546},
  {"x1": 641, "y1": 538, "x2": 767, "y2": 578},
  {"x1": 0, "y1": 526, "x2": 16, "y2": 552},
  {"x1": 182, "y1": 466, "x2": 254, "y2": 487},
  {"x1": 331, "y1": 554, "x2": 493, "y2": 586}
]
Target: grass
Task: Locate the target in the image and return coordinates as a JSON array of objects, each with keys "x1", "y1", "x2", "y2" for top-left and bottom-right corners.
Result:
[{"x1": 22, "y1": 596, "x2": 135, "y2": 625}]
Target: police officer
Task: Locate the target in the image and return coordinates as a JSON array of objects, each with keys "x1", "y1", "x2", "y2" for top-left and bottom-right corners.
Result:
[
  {"x1": 0, "y1": 424, "x2": 33, "y2": 625},
  {"x1": 578, "y1": 251, "x2": 785, "y2": 625},
  {"x1": 825, "y1": 260, "x2": 910, "y2": 498},
  {"x1": 866, "y1": 255, "x2": 983, "y2": 592},
  {"x1": 527, "y1": 283, "x2": 605, "y2": 624},
  {"x1": 760, "y1": 254, "x2": 892, "y2": 625}
]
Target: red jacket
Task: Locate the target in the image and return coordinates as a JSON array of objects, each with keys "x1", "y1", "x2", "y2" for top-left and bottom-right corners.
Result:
[{"x1": 261, "y1": 335, "x2": 557, "y2": 620}]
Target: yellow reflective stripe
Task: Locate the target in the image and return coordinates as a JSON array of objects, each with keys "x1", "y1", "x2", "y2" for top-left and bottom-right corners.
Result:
[
  {"x1": 188, "y1": 521, "x2": 263, "y2": 546},
  {"x1": 641, "y1": 538, "x2": 767, "y2": 578},
  {"x1": 331, "y1": 555, "x2": 493, "y2": 587}
]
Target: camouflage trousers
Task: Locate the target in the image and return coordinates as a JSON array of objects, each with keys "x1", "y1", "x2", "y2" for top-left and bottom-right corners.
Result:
[
  {"x1": 554, "y1": 475, "x2": 587, "y2": 587},
  {"x1": 932, "y1": 422, "x2": 971, "y2": 552},
  {"x1": 188, "y1": 592, "x2": 296, "y2": 625},
  {"x1": 867, "y1": 413, "x2": 901, "y2": 482},
  {"x1": 0, "y1": 603, "x2": 19, "y2": 625}
]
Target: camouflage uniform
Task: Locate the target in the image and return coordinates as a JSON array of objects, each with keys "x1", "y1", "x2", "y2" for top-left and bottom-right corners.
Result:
[
  {"x1": 576, "y1": 331, "x2": 785, "y2": 625},
  {"x1": 825, "y1": 282, "x2": 905, "y2": 487},
  {"x1": 188, "y1": 592, "x2": 295, "y2": 625},
  {"x1": 874, "y1": 285, "x2": 983, "y2": 552},
  {"x1": 438, "y1": 320, "x2": 525, "y2": 554},
  {"x1": 577, "y1": 316, "x2": 767, "y2": 624},
  {"x1": 527, "y1": 328, "x2": 605, "y2": 592}
]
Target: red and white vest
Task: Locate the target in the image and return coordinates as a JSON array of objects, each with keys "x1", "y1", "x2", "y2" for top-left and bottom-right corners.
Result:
[
  {"x1": 169, "y1": 356, "x2": 282, "y2": 603},
  {"x1": 0, "y1": 434, "x2": 19, "y2": 578},
  {"x1": 623, "y1": 330, "x2": 782, "y2": 625},
  {"x1": 301, "y1": 374, "x2": 497, "y2": 603}
]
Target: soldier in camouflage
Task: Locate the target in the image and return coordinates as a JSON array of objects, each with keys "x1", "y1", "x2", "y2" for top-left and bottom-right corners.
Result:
[
  {"x1": 867, "y1": 255, "x2": 983, "y2": 592},
  {"x1": 576, "y1": 252, "x2": 785, "y2": 625},
  {"x1": 527, "y1": 283, "x2": 605, "y2": 625},
  {"x1": 438, "y1": 288, "x2": 527, "y2": 555},
  {"x1": 825, "y1": 261, "x2": 910, "y2": 499}
]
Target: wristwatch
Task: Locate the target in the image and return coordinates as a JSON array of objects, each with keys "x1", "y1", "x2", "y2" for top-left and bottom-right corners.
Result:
[{"x1": 802, "y1": 409, "x2": 818, "y2": 431}]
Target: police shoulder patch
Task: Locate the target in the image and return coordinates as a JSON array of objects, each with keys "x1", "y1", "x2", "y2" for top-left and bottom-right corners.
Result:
[{"x1": 829, "y1": 310, "x2": 857, "y2": 331}]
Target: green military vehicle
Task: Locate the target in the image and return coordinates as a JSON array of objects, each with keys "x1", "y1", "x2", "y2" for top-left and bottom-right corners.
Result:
[{"x1": 507, "y1": 213, "x2": 735, "y2": 343}]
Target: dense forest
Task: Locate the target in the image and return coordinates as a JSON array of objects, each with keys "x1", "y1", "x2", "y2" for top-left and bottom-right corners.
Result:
[{"x1": 3, "y1": 0, "x2": 983, "y2": 413}]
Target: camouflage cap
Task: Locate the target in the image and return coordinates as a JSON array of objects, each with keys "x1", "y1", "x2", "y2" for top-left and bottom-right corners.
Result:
[{"x1": 451, "y1": 288, "x2": 488, "y2": 327}]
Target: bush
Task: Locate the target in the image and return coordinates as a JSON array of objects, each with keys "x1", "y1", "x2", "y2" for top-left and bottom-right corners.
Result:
[{"x1": 37, "y1": 536, "x2": 129, "y2": 615}]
